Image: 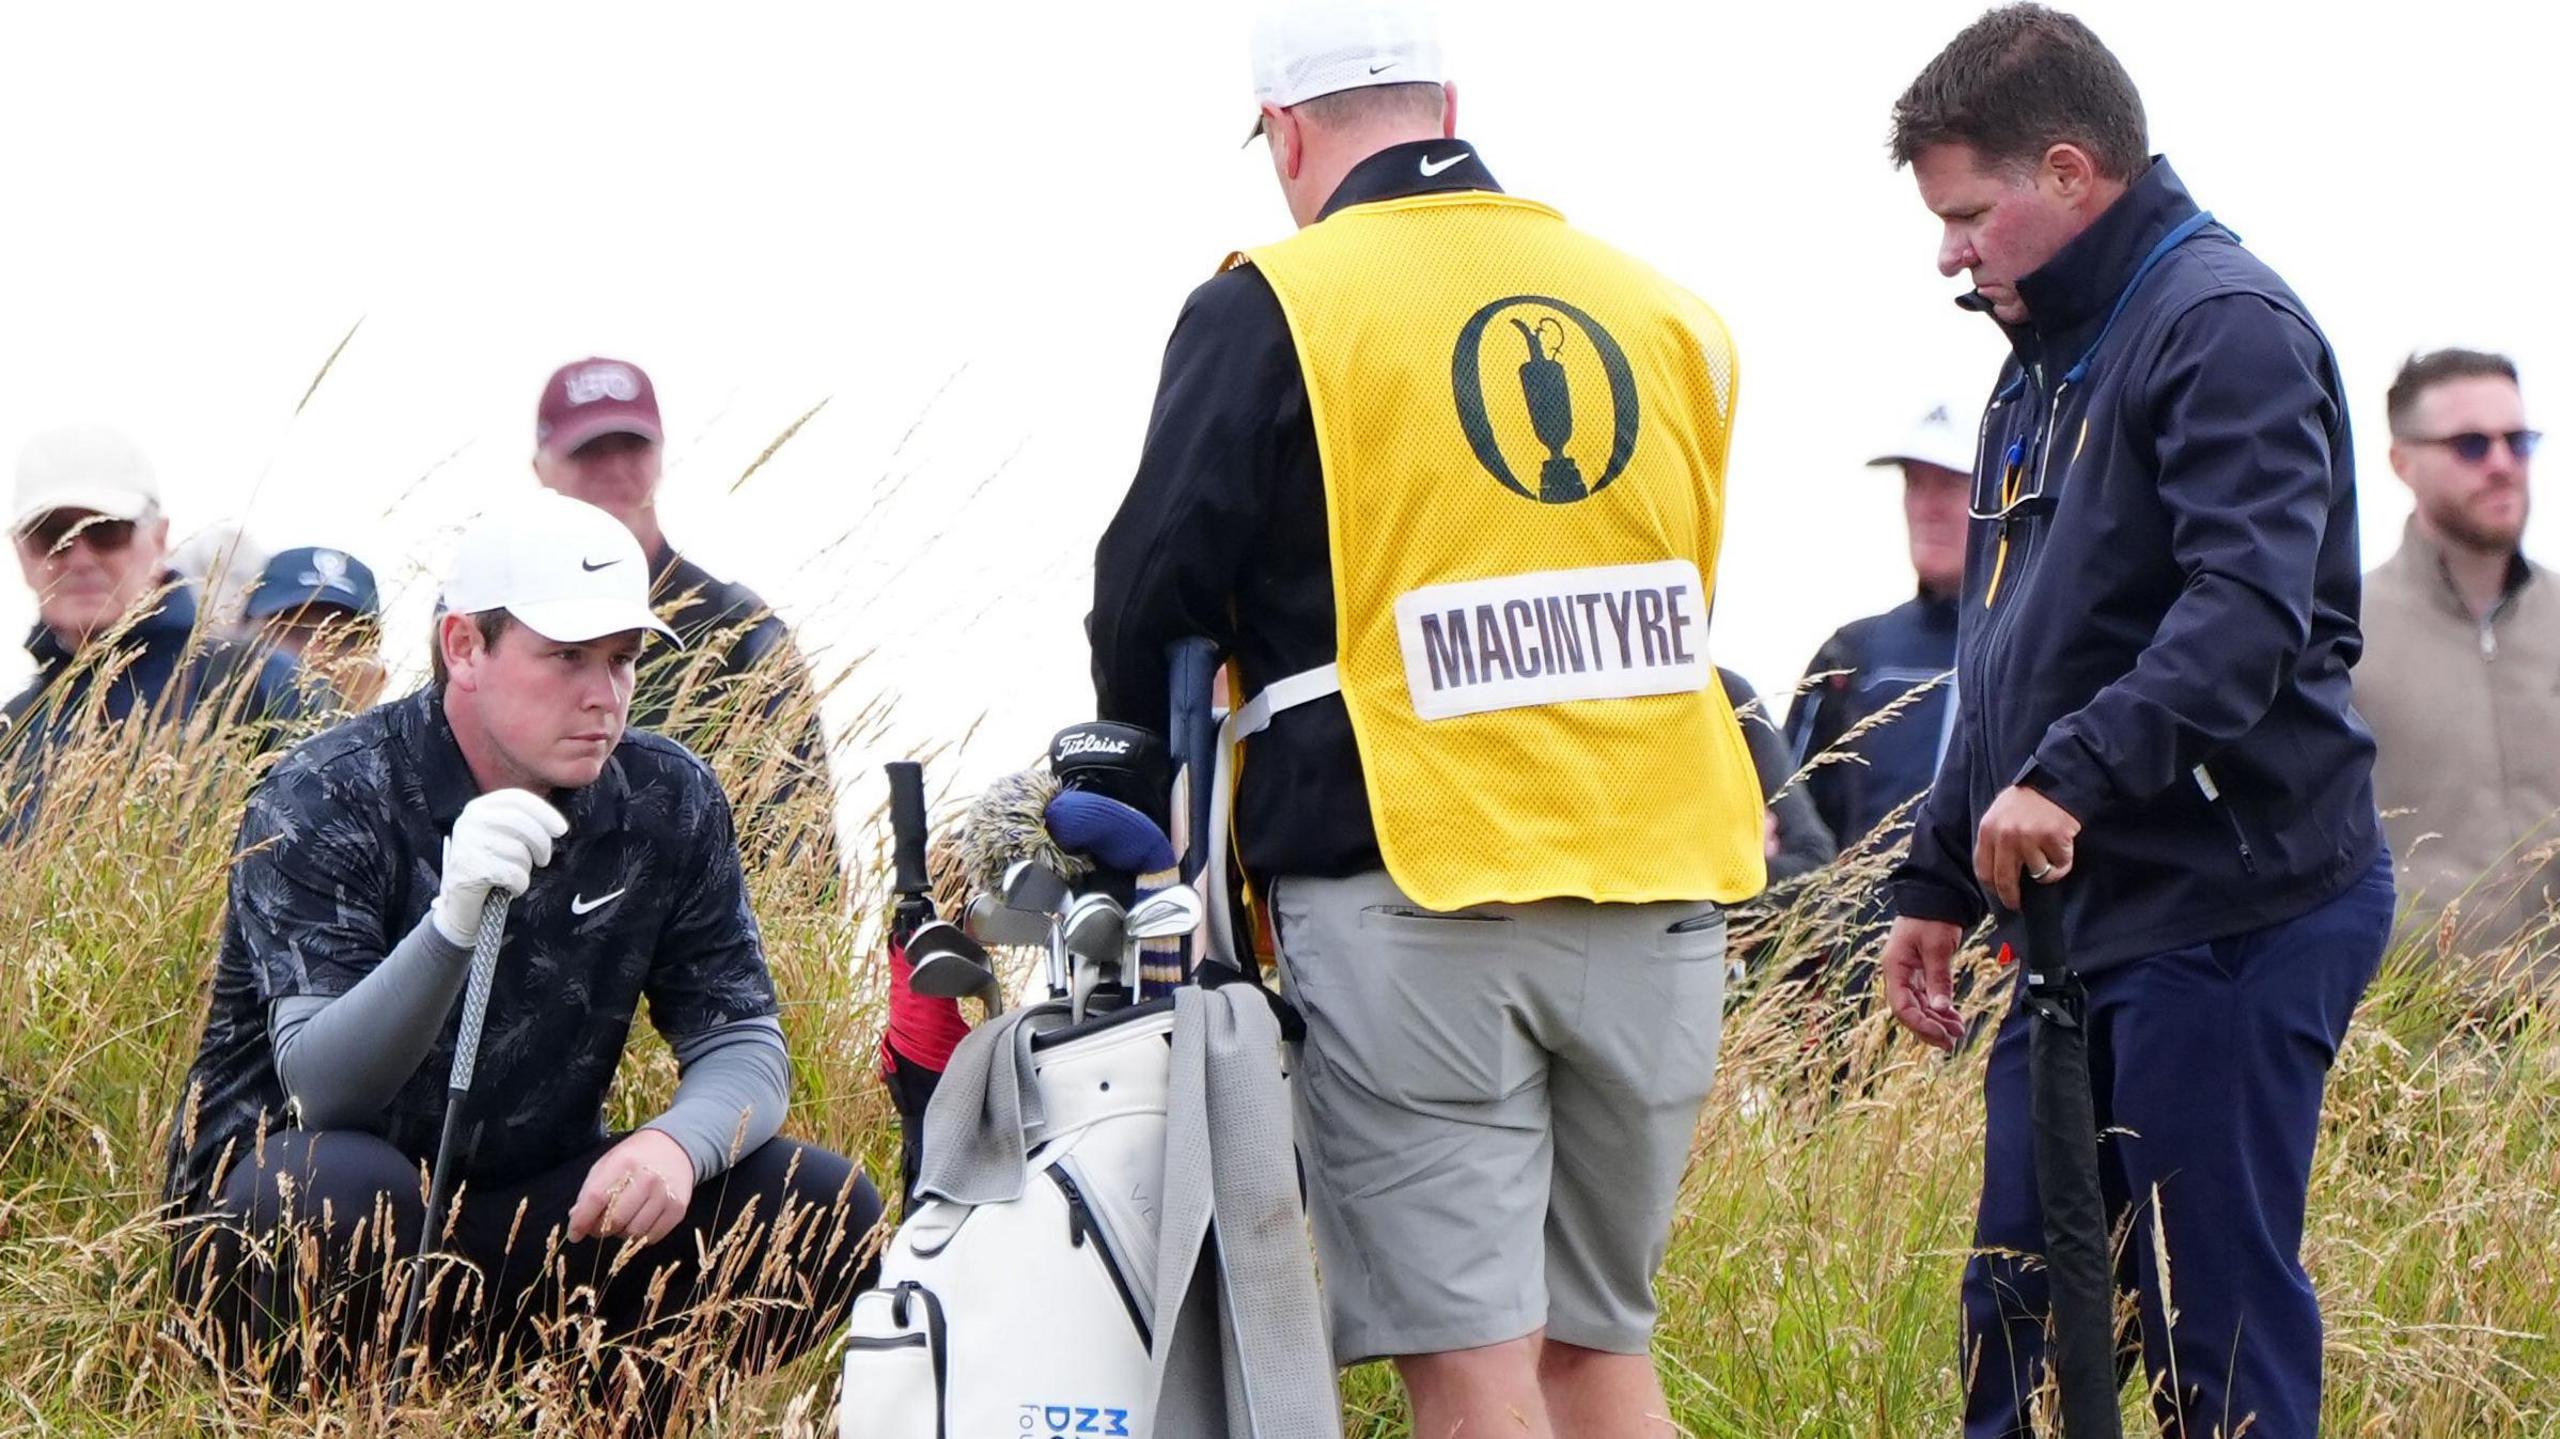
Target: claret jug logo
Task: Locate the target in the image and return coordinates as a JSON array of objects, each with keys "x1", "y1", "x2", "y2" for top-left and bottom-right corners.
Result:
[{"x1": 1451, "y1": 295, "x2": 1640, "y2": 504}]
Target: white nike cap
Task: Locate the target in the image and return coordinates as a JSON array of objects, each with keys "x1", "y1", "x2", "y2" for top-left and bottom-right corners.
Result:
[
  {"x1": 1867, "y1": 399, "x2": 1980, "y2": 476},
  {"x1": 11, "y1": 423, "x2": 162, "y2": 533},
  {"x1": 442, "y1": 491, "x2": 678, "y2": 646},
  {"x1": 1248, "y1": 0, "x2": 1446, "y2": 140}
]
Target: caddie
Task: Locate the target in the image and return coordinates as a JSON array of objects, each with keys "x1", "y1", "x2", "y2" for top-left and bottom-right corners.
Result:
[{"x1": 1088, "y1": 5, "x2": 1764, "y2": 1433}]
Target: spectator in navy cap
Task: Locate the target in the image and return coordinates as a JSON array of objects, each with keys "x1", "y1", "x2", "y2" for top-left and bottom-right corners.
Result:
[{"x1": 245, "y1": 545, "x2": 386, "y2": 711}]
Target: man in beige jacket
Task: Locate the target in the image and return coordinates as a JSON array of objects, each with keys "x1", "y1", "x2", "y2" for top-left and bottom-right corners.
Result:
[{"x1": 2358, "y1": 349, "x2": 2554, "y2": 982}]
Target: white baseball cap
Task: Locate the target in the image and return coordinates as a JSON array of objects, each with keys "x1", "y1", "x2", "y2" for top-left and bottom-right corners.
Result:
[
  {"x1": 442, "y1": 491, "x2": 678, "y2": 646},
  {"x1": 11, "y1": 424, "x2": 162, "y2": 533},
  {"x1": 1248, "y1": 0, "x2": 1446, "y2": 140},
  {"x1": 1867, "y1": 399, "x2": 1980, "y2": 476}
]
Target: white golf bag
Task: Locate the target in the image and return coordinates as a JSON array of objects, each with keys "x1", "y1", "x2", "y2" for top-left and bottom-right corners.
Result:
[{"x1": 837, "y1": 1002, "x2": 1171, "y2": 1439}]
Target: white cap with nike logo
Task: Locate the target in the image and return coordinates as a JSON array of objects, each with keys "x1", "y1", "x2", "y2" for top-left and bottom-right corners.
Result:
[
  {"x1": 1249, "y1": 0, "x2": 1445, "y2": 138},
  {"x1": 442, "y1": 490, "x2": 679, "y2": 646}
]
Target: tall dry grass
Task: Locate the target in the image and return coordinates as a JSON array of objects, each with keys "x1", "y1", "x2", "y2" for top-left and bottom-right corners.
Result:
[{"x1": 0, "y1": 634, "x2": 2553, "y2": 1437}]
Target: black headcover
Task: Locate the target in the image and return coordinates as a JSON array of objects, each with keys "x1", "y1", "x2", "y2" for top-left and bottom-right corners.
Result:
[{"x1": 1050, "y1": 722, "x2": 1170, "y2": 833}]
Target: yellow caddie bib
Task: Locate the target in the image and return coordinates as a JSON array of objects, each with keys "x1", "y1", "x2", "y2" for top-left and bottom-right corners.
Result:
[{"x1": 1233, "y1": 190, "x2": 1766, "y2": 910}]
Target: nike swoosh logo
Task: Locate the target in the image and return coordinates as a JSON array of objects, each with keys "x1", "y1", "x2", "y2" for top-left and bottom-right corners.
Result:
[
  {"x1": 1368, "y1": 62, "x2": 1396, "y2": 75},
  {"x1": 570, "y1": 888, "x2": 627, "y2": 916},
  {"x1": 580, "y1": 557, "x2": 620, "y2": 572},
  {"x1": 1419, "y1": 151, "x2": 1471, "y2": 177}
]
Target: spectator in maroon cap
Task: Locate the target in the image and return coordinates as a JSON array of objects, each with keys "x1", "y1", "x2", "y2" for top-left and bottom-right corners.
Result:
[{"x1": 532, "y1": 358, "x2": 835, "y2": 865}]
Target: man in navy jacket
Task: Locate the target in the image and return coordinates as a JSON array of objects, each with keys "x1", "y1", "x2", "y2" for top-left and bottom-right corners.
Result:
[
  {"x1": 5, "y1": 426, "x2": 311, "y2": 839},
  {"x1": 1878, "y1": 8, "x2": 2392, "y2": 1436},
  {"x1": 1785, "y1": 400, "x2": 1970, "y2": 854}
]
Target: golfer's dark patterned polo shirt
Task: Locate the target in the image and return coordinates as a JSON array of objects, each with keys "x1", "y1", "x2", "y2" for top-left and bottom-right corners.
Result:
[{"x1": 163, "y1": 686, "x2": 777, "y2": 1208}]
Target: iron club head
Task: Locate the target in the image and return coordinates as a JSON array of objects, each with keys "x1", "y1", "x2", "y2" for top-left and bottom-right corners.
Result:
[
  {"x1": 1063, "y1": 892, "x2": 1129, "y2": 967},
  {"x1": 1124, "y1": 886, "x2": 1205, "y2": 943},
  {"x1": 1001, "y1": 859, "x2": 1071, "y2": 917},
  {"x1": 964, "y1": 892, "x2": 1053, "y2": 947},
  {"x1": 906, "y1": 920, "x2": 999, "y2": 999}
]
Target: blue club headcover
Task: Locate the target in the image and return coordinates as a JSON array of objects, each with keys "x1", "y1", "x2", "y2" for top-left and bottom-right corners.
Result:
[{"x1": 1044, "y1": 789, "x2": 1177, "y2": 877}]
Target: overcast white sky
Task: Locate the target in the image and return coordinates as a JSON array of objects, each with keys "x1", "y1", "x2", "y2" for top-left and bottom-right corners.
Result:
[{"x1": 3, "y1": 1, "x2": 2551, "y2": 825}]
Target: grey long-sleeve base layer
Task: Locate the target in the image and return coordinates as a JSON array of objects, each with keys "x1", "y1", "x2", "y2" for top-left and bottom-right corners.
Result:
[{"x1": 269, "y1": 915, "x2": 789, "y2": 1183}]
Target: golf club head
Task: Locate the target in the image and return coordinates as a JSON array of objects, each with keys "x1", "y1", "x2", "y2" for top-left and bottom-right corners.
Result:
[
  {"x1": 906, "y1": 921, "x2": 999, "y2": 999},
  {"x1": 1070, "y1": 958, "x2": 1133, "y2": 1024},
  {"x1": 964, "y1": 892, "x2": 1053, "y2": 948},
  {"x1": 1001, "y1": 859, "x2": 1071, "y2": 917},
  {"x1": 1124, "y1": 886, "x2": 1205, "y2": 943},
  {"x1": 1063, "y1": 893, "x2": 1128, "y2": 967}
]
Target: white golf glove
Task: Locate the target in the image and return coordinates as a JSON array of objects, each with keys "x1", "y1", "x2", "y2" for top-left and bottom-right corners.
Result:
[{"x1": 432, "y1": 789, "x2": 569, "y2": 947}]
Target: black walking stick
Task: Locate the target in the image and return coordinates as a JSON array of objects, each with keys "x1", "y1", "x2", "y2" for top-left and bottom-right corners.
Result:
[
  {"x1": 2019, "y1": 880, "x2": 2123, "y2": 1437},
  {"x1": 386, "y1": 893, "x2": 512, "y2": 1405}
]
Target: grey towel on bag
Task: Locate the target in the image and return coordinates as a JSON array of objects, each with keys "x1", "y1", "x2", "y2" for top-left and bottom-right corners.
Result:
[
  {"x1": 1149, "y1": 983, "x2": 1341, "y2": 1439},
  {"x1": 912, "y1": 1006, "x2": 1047, "y2": 1206}
]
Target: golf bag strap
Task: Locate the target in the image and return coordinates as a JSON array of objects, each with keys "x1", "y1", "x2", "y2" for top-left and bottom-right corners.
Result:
[
  {"x1": 1233, "y1": 664, "x2": 1341, "y2": 742},
  {"x1": 1205, "y1": 664, "x2": 1341, "y2": 969}
]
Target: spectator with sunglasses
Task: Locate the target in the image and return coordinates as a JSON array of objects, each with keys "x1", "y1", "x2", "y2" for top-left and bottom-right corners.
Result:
[
  {"x1": 2358, "y1": 349, "x2": 2555, "y2": 980},
  {"x1": 3, "y1": 425, "x2": 311, "y2": 834}
]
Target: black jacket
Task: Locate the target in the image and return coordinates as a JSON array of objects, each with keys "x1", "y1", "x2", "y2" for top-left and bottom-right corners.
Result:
[
  {"x1": 3, "y1": 580, "x2": 312, "y2": 839},
  {"x1": 1888, "y1": 159, "x2": 2384, "y2": 971},
  {"x1": 640, "y1": 546, "x2": 834, "y2": 859},
  {"x1": 1089, "y1": 140, "x2": 1503, "y2": 882},
  {"x1": 1784, "y1": 589, "x2": 1959, "y2": 850},
  {"x1": 1722, "y1": 668, "x2": 1836, "y2": 885}
]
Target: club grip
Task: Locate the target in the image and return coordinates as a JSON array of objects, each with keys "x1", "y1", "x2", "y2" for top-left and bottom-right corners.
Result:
[
  {"x1": 1166, "y1": 638, "x2": 1219, "y2": 882},
  {"x1": 449, "y1": 894, "x2": 511, "y2": 1095},
  {"x1": 886, "y1": 761, "x2": 931, "y2": 897}
]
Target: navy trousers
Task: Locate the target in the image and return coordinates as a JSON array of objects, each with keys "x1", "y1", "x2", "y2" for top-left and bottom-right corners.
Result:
[{"x1": 1962, "y1": 855, "x2": 2392, "y2": 1439}]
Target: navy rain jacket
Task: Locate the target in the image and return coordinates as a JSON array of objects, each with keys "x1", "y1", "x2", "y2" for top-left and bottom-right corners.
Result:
[{"x1": 1888, "y1": 158, "x2": 2384, "y2": 972}]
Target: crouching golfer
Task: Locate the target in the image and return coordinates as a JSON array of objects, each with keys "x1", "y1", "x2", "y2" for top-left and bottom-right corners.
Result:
[
  {"x1": 162, "y1": 491, "x2": 882, "y2": 1414},
  {"x1": 1090, "y1": 6, "x2": 1764, "y2": 1433}
]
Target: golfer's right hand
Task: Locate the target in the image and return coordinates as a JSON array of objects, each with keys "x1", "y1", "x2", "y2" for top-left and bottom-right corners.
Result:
[
  {"x1": 1883, "y1": 915, "x2": 1966, "y2": 1052},
  {"x1": 432, "y1": 789, "x2": 568, "y2": 946}
]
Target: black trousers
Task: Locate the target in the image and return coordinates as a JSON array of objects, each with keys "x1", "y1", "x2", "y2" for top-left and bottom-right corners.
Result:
[{"x1": 170, "y1": 1128, "x2": 883, "y2": 1422}]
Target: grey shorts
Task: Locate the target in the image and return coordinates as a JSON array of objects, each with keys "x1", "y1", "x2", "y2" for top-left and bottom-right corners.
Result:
[{"x1": 1270, "y1": 870, "x2": 1726, "y2": 1364}]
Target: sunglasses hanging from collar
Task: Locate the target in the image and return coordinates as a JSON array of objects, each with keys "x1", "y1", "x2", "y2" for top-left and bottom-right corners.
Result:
[{"x1": 1973, "y1": 210, "x2": 2220, "y2": 608}]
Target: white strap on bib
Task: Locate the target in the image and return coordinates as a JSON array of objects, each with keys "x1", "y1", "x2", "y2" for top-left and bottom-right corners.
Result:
[{"x1": 1204, "y1": 664, "x2": 1340, "y2": 966}]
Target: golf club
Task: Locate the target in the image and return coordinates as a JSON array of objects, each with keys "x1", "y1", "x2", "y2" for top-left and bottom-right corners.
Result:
[
  {"x1": 1125, "y1": 886, "x2": 1204, "y2": 945},
  {"x1": 998, "y1": 859, "x2": 1074, "y2": 998},
  {"x1": 905, "y1": 920, "x2": 1003, "y2": 1011},
  {"x1": 963, "y1": 892, "x2": 1052, "y2": 948},
  {"x1": 1063, "y1": 892, "x2": 1128, "y2": 968},
  {"x1": 386, "y1": 891, "x2": 512, "y2": 1404},
  {"x1": 1043, "y1": 785, "x2": 1184, "y2": 998},
  {"x1": 1062, "y1": 893, "x2": 1130, "y2": 1023},
  {"x1": 1001, "y1": 858, "x2": 1070, "y2": 918}
]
